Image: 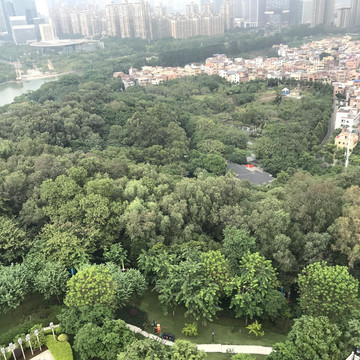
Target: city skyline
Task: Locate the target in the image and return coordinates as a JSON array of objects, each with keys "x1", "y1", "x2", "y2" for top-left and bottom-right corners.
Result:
[
  {"x1": 34, "y1": 0, "x2": 352, "y2": 17},
  {"x1": 1, "y1": 0, "x2": 358, "y2": 44}
]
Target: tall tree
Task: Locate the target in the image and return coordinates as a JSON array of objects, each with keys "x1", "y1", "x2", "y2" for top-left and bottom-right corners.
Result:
[
  {"x1": 106, "y1": 263, "x2": 147, "y2": 307},
  {"x1": 0, "y1": 216, "x2": 27, "y2": 265},
  {"x1": 58, "y1": 304, "x2": 115, "y2": 335},
  {"x1": 268, "y1": 316, "x2": 343, "y2": 360},
  {"x1": 171, "y1": 340, "x2": 206, "y2": 360},
  {"x1": 330, "y1": 186, "x2": 360, "y2": 268},
  {"x1": 64, "y1": 266, "x2": 116, "y2": 308},
  {"x1": 74, "y1": 319, "x2": 135, "y2": 360},
  {"x1": 298, "y1": 261, "x2": 359, "y2": 318},
  {"x1": 201, "y1": 250, "x2": 230, "y2": 290},
  {"x1": 118, "y1": 339, "x2": 170, "y2": 360},
  {"x1": 0, "y1": 263, "x2": 29, "y2": 312},
  {"x1": 222, "y1": 227, "x2": 256, "y2": 272},
  {"x1": 229, "y1": 252, "x2": 284, "y2": 323},
  {"x1": 34, "y1": 262, "x2": 69, "y2": 302}
]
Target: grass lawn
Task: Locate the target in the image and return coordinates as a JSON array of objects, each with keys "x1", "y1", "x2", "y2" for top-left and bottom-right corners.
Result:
[
  {"x1": 0, "y1": 293, "x2": 62, "y2": 337},
  {"x1": 137, "y1": 290, "x2": 286, "y2": 347},
  {"x1": 206, "y1": 354, "x2": 267, "y2": 360}
]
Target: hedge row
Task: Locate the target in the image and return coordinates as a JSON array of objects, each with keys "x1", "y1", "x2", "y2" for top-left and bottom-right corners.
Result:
[{"x1": 45, "y1": 335, "x2": 73, "y2": 360}]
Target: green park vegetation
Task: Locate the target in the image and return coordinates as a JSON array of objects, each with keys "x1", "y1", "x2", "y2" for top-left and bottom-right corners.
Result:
[
  {"x1": 0, "y1": 63, "x2": 16, "y2": 84},
  {"x1": 0, "y1": 37, "x2": 360, "y2": 358},
  {"x1": 206, "y1": 355, "x2": 267, "y2": 360},
  {"x1": 45, "y1": 335, "x2": 73, "y2": 360},
  {"x1": 139, "y1": 291, "x2": 286, "y2": 347}
]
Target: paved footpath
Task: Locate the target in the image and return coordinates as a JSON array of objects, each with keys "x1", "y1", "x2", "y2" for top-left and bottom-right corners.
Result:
[
  {"x1": 31, "y1": 350, "x2": 55, "y2": 360},
  {"x1": 126, "y1": 324, "x2": 273, "y2": 355}
]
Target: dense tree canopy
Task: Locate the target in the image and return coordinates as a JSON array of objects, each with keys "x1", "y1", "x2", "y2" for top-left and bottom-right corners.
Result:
[{"x1": 0, "y1": 57, "x2": 358, "y2": 358}]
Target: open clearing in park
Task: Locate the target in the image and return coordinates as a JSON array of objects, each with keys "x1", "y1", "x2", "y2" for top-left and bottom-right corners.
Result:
[
  {"x1": 1, "y1": 291, "x2": 285, "y2": 359},
  {"x1": 138, "y1": 290, "x2": 286, "y2": 347}
]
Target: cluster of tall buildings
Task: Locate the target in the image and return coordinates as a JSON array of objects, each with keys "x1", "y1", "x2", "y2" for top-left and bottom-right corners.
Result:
[
  {"x1": 335, "y1": 0, "x2": 360, "y2": 29},
  {"x1": 0, "y1": 0, "x2": 58, "y2": 43},
  {"x1": 2, "y1": 0, "x2": 360, "y2": 45},
  {"x1": 46, "y1": 0, "x2": 304, "y2": 40}
]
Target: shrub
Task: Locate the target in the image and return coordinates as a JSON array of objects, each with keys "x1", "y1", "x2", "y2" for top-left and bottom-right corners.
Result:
[
  {"x1": 45, "y1": 335, "x2": 73, "y2": 360},
  {"x1": 246, "y1": 321, "x2": 264, "y2": 338},
  {"x1": 29, "y1": 324, "x2": 46, "y2": 348},
  {"x1": 182, "y1": 323, "x2": 198, "y2": 337},
  {"x1": 57, "y1": 334, "x2": 69, "y2": 342},
  {"x1": 43, "y1": 326, "x2": 63, "y2": 336}
]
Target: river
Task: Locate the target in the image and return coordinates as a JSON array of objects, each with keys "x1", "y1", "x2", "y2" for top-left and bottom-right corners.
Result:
[{"x1": 0, "y1": 78, "x2": 57, "y2": 107}]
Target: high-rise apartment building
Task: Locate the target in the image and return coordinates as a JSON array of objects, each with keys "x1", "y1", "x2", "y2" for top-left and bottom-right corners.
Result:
[
  {"x1": 220, "y1": 1, "x2": 234, "y2": 30},
  {"x1": 335, "y1": 7, "x2": 351, "y2": 28},
  {"x1": 186, "y1": 3, "x2": 200, "y2": 17},
  {"x1": 213, "y1": 0, "x2": 222, "y2": 14},
  {"x1": 133, "y1": 1, "x2": 152, "y2": 40},
  {"x1": 233, "y1": 0, "x2": 243, "y2": 17},
  {"x1": 301, "y1": 0, "x2": 312, "y2": 23},
  {"x1": 154, "y1": 5, "x2": 166, "y2": 17},
  {"x1": 242, "y1": 0, "x2": 266, "y2": 27},
  {"x1": 12, "y1": 0, "x2": 37, "y2": 23},
  {"x1": 151, "y1": 16, "x2": 171, "y2": 38},
  {"x1": 351, "y1": 0, "x2": 360, "y2": 27},
  {"x1": 266, "y1": 0, "x2": 290, "y2": 25},
  {"x1": 201, "y1": 14, "x2": 224, "y2": 35},
  {"x1": 70, "y1": 11, "x2": 81, "y2": 35},
  {"x1": 289, "y1": 0, "x2": 303, "y2": 25},
  {"x1": 311, "y1": 0, "x2": 334, "y2": 26},
  {"x1": 105, "y1": 2, "x2": 119, "y2": 36},
  {"x1": 105, "y1": 2, "x2": 133, "y2": 38},
  {"x1": 202, "y1": 1, "x2": 215, "y2": 16},
  {"x1": 0, "y1": 1, "x2": 7, "y2": 33},
  {"x1": 49, "y1": 5, "x2": 72, "y2": 35},
  {"x1": 79, "y1": 10, "x2": 93, "y2": 36},
  {"x1": 119, "y1": 3, "x2": 134, "y2": 38},
  {"x1": 170, "y1": 16, "x2": 193, "y2": 39}
]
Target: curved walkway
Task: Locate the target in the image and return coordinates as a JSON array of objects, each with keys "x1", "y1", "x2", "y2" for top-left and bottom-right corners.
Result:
[
  {"x1": 125, "y1": 323, "x2": 273, "y2": 355},
  {"x1": 31, "y1": 350, "x2": 55, "y2": 360}
]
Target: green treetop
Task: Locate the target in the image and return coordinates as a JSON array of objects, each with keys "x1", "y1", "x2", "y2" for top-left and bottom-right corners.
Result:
[{"x1": 64, "y1": 265, "x2": 116, "y2": 308}]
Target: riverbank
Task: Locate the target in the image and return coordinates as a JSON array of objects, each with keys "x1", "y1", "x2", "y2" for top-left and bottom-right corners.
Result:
[
  {"x1": 22, "y1": 73, "x2": 60, "y2": 81},
  {"x1": 0, "y1": 71, "x2": 72, "y2": 86},
  {"x1": 0, "y1": 77, "x2": 59, "y2": 106}
]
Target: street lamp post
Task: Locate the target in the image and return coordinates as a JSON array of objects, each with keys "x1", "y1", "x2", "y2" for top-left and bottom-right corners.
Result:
[
  {"x1": 18, "y1": 338, "x2": 25, "y2": 360},
  {"x1": 25, "y1": 334, "x2": 33, "y2": 356},
  {"x1": 50, "y1": 322, "x2": 56, "y2": 340},
  {"x1": 9, "y1": 343, "x2": 16, "y2": 360},
  {"x1": 211, "y1": 330, "x2": 215, "y2": 343},
  {"x1": 1, "y1": 347, "x2": 6, "y2": 360},
  {"x1": 34, "y1": 330, "x2": 42, "y2": 351}
]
